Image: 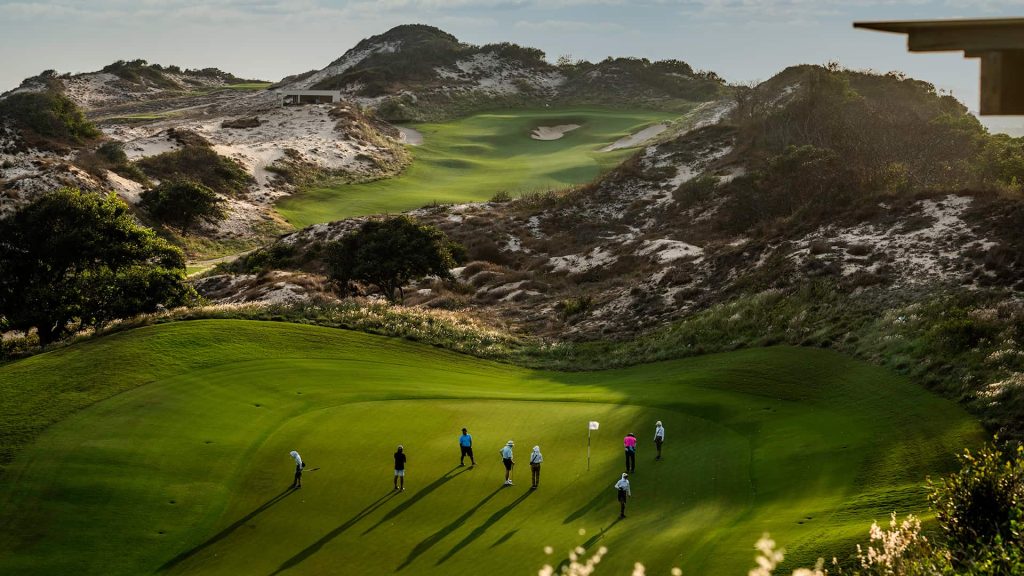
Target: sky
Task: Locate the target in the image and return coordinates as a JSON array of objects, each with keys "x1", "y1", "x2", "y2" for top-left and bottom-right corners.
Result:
[{"x1": 2, "y1": 0, "x2": 1024, "y2": 132}]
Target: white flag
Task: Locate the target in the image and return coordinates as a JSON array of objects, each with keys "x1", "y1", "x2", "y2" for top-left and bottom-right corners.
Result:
[{"x1": 589, "y1": 421, "x2": 600, "y2": 430}]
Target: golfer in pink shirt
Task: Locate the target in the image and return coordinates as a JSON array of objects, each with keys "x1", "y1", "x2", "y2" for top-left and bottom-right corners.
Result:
[{"x1": 623, "y1": 433, "x2": 637, "y2": 473}]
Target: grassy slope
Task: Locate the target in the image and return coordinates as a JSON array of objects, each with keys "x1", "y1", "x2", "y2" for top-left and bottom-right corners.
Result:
[
  {"x1": 275, "y1": 108, "x2": 678, "y2": 227},
  {"x1": 0, "y1": 321, "x2": 983, "y2": 575}
]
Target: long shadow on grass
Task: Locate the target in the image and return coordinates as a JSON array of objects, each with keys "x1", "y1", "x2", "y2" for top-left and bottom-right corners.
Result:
[
  {"x1": 563, "y1": 490, "x2": 608, "y2": 524},
  {"x1": 362, "y1": 465, "x2": 467, "y2": 535},
  {"x1": 490, "y1": 529, "x2": 518, "y2": 548},
  {"x1": 158, "y1": 487, "x2": 294, "y2": 572},
  {"x1": 269, "y1": 490, "x2": 398, "y2": 576},
  {"x1": 436, "y1": 489, "x2": 534, "y2": 565},
  {"x1": 396, "y1": 486, "x2": 504, "y2": 571}
]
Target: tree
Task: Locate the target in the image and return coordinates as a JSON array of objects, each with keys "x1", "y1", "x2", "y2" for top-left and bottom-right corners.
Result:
[
  {"x1": 140, "y1": 178, "x2": 227, "y2": 231},
  {"x1": 325, "y1": 216, "x2": 461, "y2": 303},
  {"x1": 0, "y1": 188, "x2": 196, "y2": 345}
]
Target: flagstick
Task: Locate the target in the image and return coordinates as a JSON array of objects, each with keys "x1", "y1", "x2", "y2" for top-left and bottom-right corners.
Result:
[{"x1": 587, "y1": 428, "x2": 591, "y2": 471}]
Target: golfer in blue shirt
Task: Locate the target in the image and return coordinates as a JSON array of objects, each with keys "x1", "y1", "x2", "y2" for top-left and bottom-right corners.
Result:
[{"x1": 459, "y1": 428, "x2": 476, "y2": 467}]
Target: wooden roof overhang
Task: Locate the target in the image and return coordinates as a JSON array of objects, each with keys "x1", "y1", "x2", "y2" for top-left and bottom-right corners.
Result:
[{"x1": 855, "y1": 18, "x2": 1024, "y2": 115}]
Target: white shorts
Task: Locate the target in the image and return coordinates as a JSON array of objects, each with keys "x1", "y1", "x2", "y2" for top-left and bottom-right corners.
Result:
[{"x1": 394, "y1": 470, "x2": 405, "y2": 477}]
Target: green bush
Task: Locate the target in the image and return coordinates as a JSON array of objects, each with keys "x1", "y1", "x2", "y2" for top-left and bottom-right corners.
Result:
[
  {"x1": 929, "y1": 444, "x2": 1024, "y2": 565},
  {"x1": 140, "y1": 179, "x2": 226, "y2": 231},
  {"x1": 0, "y1": 91, "x2": 99, "y2": 144},
  {"x1": 928, "y1": 308, "x2": 1000, "y2": 352},
  {"x1": 97, "y1": 141, "x2": 128, "y2": 164},
  {"x1": 375, "y1": 97, "x2": 416, "y2": 123},
  {"x1": 559, "y1": 295, "x2": 592, "y2": 319},
  {"x1": 136, "y1": 145, "x2": 251, "y2": 196},
  {"x1": 76, "y1": 140, "x2": 151, "y2": 184},
  {"x1": 101, "y1": 59, "x2": 178, "y2": 89}
]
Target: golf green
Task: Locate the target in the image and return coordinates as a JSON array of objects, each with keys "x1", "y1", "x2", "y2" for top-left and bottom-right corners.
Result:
[
  {"x1": 275, "y1": 108, "x2": 679, "y2": 227},
  {"x1": 0, "y1": 321, "x2": 984, "y2": 575}
]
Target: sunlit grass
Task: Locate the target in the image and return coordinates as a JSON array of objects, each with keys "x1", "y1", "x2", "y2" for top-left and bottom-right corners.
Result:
[{"x1": 276, "y1": 107, "x2": 680, "y2": 227}]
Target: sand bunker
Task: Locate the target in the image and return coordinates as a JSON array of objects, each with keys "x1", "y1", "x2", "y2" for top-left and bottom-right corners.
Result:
[
  {"x1": 531, "y1": 124, "x2": 581, "y2": 141},
  {"x1": 397, "y1": 126, "x2": 423, "y2": 146},
  {"x1": 600, "y1": 123, "x2": 668, "y2": 152}
]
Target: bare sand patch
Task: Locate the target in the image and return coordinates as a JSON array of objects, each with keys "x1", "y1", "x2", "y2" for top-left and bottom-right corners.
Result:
[
  {"x1": 531, "y1": 124, "x2": 581, "y2": 141},
  {"x1": 600, "y1": 123, "x2": 668, "y2": 152},
  {"x1": 397, "y1": 126, "x2": 424, "y2": 146}
]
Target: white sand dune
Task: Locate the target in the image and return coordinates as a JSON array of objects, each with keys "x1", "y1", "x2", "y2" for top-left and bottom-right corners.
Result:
[
  {"x1": 397, "y1": 126, "x2": 424, "y2": 146},
  {"x1": 531, "y1": 124, "x2": 580, "y2": 141},
  {"x1": 600, "y1": 123, "x2": 669, "y2": 152}
]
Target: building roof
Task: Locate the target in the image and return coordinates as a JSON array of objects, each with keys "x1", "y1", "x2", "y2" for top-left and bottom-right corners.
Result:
[
  {"x1": 855, "y1": 17, "x2": 1024, "y2": 114},
  {"x1": 854, "y1": 18, "x2": 1024, "y2": 52}
]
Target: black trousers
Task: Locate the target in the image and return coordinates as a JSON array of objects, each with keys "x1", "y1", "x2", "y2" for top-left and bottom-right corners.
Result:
[
  {"x1": 460, "y1": 446, "x2": 475, "y2": 463},
  {"x1": 625, "y1": 450, "x2": 635, "y2": 472}
]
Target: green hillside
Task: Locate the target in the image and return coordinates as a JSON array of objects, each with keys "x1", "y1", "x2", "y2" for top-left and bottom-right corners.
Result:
[
  {"x1": 0, "y1": 321, "x2": 983, "y2": 575},
  {"x1": 276, "y1": 108, "x2": 678, "y2": 227}
]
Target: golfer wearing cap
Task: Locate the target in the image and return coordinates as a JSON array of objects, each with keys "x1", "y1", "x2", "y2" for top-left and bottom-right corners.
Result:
[
  {"x1": 289, "y1": 450, "x2": 305, "y2": 489},
  {"x1": 500, "y1": 440, "x2": 515, "y2": 486},
  {"x1": 654, "y1": 421, "x2": 665, "y2": 460},
  {"x1": 394, "y1": 445, "x2": 407, "y2": 491},
  {"x1": 623, "y1": 433, "x2": 637, "y2": 473},
  {"x1": 529, "y1": 445, "x2": 543, "y2": 489},
  {"x1": 615, "y1": 472, "x2": 631, "y2": 518}
]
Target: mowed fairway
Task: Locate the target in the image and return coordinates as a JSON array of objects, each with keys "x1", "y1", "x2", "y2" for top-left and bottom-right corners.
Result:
[
  {"x1": 276, "y1": 108, "x2": 678, "y2": 227},
  {"x1": 0, "y1": 321, "x2": 983, "y2": 575}
]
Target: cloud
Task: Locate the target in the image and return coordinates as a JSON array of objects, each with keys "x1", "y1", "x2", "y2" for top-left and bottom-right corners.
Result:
[{"x1": 513, "y1": 19, "x2": 624, "y2": 32}]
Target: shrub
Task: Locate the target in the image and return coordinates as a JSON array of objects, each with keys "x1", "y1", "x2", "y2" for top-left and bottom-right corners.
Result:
[
  {"x1": 136, "y1": 145, "x2": 251, "y2": 196},
  {"x1": 76, "y1": 140, "x2": 151, "y2": 184},
  {"x1": 376, "y1": 98, "x2": 416, "y2": 123},
  {"x1": 559, "y1": 295, "x2": 592, "y2": 319},
  {"x1": 140, "y1": 179, "x2": 227, "y2": 231},
  {"x1": 221, "y1": 117, "x2": 261, "y2": 129},
  {"x1": 928, "y1": 308, "x2": 1000, "y2": 351},
  {"x1": 929, "y1": 444, "x2": 1024, "y2": 565},
  {"x1": 97, "y1": 140, "x2": 128, "y2": 164},
  {"x1": 0, "y1": 91, "x2": 99, "y2": 145},
  {"x1": 673, "y1": 174, "x2": 718, "y2": 206},
  {"x1": 490, "y1": 190, "x2": 513, "y2": 203}
]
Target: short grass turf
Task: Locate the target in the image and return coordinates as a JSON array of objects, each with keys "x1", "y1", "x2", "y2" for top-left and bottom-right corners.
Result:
[
  {"x1": 275, "y1": 108, "x2": 679, "y2": 227},
  {"x1": 0, "y1": 320, "x2": 983, "y2": 575}
]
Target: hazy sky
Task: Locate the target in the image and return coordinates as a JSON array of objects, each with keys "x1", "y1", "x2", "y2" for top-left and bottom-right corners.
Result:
[{"x1": 2, "y1": 1, "x2": 1024, "y2": 130}]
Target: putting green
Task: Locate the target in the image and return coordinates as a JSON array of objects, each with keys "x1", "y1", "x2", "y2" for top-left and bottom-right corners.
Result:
[
  {"x1": 0, "y1": 321, "x2": 984, "y2": 575},
  {"x1": 275, "y1": 108, "x2": 679, "y2": 227}
]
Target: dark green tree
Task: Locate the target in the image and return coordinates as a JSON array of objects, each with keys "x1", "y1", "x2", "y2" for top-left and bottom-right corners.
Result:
[
  {"x1": 325, "y1": 216, "x2": 461, "y2": 303},
  {"x1": 0, "y1": 188, "x2": 196, "y2": 345},
  {"x1": 140, "y1": 178, "x2": 227, "y2": 231}
]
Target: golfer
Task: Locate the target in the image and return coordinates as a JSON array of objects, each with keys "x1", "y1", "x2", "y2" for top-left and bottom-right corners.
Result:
[
  {"x1": 623, "y1": 433, "x2": 637, "y2": 473},
  {"x1": 290, "y1": 450, "x2": 305, "y2": 489},
  {"x1": 615, "y1": 472, "x2": 631, "y2": 518},
  {"x1": 500, "y1": 440, "x2": 515, "y2": 486},
  {"x1": 529, "y1": 445, "x2": 543, "y2": 489},
  {"x1": 459, "y1": 428, "x2": 476, "y2": 467},
  {"x1": 654, "y1": 421, "x2": 665, "y2": 460},
  {"x1": 394, "y1": 445, "x2": 407, "y2": 491}
]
